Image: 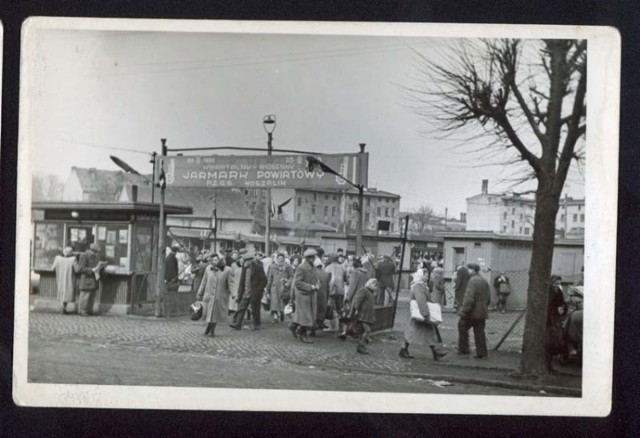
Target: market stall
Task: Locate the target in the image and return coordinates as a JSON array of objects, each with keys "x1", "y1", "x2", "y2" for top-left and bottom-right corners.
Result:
[{"x1": 31, "y1": 202, "x2": 192, "y2": 315}]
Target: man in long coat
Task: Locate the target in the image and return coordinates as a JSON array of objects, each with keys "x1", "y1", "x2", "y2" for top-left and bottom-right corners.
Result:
[
  {"x1": 325, "y1": 254, "x2": 347, "y2": 333},
  {"x1": 52, "y1": 246, "x2": 77, "y2": 314},
  {"x1": 197, "y1": 254, "x2": 235, "y2": 337},
  {"x1": 77, "y1": 243, "x2": 104, "y2": 316},
  {"x1": 230, "y1": 253, "x2": 267, "y2": 330},
  {"x1": 290, "y1": 248, "x2": 319, "y2": 343},
  {"x1": 349, "y1": 278, "x2": 378, "y2": 354},
  {"x1": 375, "y1": 255, "x2": 397, "y2": 306},
  {"x1": 266, "y1": 253, "x2": 293, "y2": 323},
  {"x1": 458, "y1": 263, "x2": 491, "y2": 359}
]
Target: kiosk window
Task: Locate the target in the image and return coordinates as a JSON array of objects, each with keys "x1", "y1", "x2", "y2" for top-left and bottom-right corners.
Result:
[
  {"x1": 96, "y1": 225, "x2": 129, "y2": 269},
  {"x1": 67, "y1": 225, "x2": 95, "y2": 253},
  {"x1": 134, "y1": 226, "x2": 153, "y2": 272},
  {"x1": 33, "y1": 223, "x2": 64, "y2": 269}
]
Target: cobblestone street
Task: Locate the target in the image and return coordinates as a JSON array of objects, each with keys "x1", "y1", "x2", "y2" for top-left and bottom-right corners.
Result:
[{"x1": 26, "y1": 299, "x2": 581, "y2": 396}]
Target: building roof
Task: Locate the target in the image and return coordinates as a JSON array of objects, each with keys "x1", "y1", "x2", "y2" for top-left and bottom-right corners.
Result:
[
  {"x1": 255, "y1": 218, "x2": 337, "y2": 232},
  {"x1": 71, "y1": 167, "x2": 149, "y2": 200},
  {"x1": 297, "y1": 187, "x2": 400, "y2": 199},
  {"x1": 439, "y1": 230, "x2": 584, "y2": 246},
  {"x1": 32, "y1": 201, "x2": 192, "y2": 216},
  {"x1": 122, "y1": 185, "x2": 254, "y2": 220}
]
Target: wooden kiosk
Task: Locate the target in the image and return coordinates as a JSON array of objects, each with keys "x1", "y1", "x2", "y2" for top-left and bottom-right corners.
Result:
[{"x1": 31, "y1": 202, "x2": 192, "y2": 316}]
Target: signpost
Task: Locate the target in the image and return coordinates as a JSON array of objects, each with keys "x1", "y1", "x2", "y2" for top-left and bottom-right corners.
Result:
[{"x1": 157, "y1": 153, "x2": 369, "y2": 190}]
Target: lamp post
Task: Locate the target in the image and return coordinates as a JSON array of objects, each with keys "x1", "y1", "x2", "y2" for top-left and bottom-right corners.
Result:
[
  {"x1": 305, "y1": 142, "x2": 367, "y2": 256},
  {"x1": 263, "y1": 114, "x2": 276, "y2": 256}
]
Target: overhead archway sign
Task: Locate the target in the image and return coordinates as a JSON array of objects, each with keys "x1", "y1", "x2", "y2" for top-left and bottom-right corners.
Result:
[{"x1": 157, "y1": 153, "x2": 368, "y2": 189}]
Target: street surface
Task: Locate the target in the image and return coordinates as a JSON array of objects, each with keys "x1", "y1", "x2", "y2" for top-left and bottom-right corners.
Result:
[{"x1": 26, "y1": 293, "x2": 581, "y2": 396}]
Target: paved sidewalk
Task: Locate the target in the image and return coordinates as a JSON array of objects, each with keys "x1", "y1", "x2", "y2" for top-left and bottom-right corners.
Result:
[{"x1": 27, "y1": 308, "x2": 581, "y2": 396}]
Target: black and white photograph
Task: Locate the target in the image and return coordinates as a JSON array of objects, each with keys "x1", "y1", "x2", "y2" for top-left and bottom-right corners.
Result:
[{"x1": 13, "y1": 18, "x2": 619, "y2": 415}]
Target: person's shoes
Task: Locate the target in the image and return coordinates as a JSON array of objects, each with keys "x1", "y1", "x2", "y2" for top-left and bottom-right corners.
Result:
[
  {"x1": 61, "y1": 307, "x2": 69, "y2": 315},
  {"x1": 250, "y1": 325, "x2": 259, "y2": 331},
  {"x1": 500, "y1": 309, "x2": 505, "y2": 314},
  {"x1": 229, "y1": 323, "x2": 241, "y2": 330},
  {"x1": 474, "y1": 355, "x2": 487, "y2": 359},
  {"x1": 457, "y1": 350, "x2": 470, "y2": 355},
  {"x1": 323, "y1": 327, "x2": 337, "y2": 332},
  {"x1": 399, "y1": 348, "x2": 414, "y2": 359},
  {"x1": 300, "y1": 336, "x2": 314, "y2": 344},
  {"x1": 365, "y1": 337, "x2": 371, "y2": 345},
  {"x1": 357, "y1": 345, "x2": 370, "y2": 355},
  {"x1": 309, "y1": 329, "x2": 316, "y2": 337},
  {"x1": 431, "y1": 346, "x2": 448, "y2": 361},
  {"x1": 204, "y1": 324, "x2": 211, "y2": 335},
  {"x1": 289, "y1": 324, "x2": 299, "y2": 339},
  {"x1": 280, "y1": 313, "x2": 285, "y2": 322},
  {"x1": 337, "y1": 333, "x2": 347, "y2": 341}
]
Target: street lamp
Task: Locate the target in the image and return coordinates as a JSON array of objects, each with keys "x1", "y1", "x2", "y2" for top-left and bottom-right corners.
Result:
[
  {"x1": 306, "y1": 142, "x2": 367, "y2": 255},
  {"x1": 263, "y1": 114, "x2": 276, "y2": 255}
]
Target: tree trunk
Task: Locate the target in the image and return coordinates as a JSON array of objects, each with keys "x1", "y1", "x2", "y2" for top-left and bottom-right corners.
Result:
[{"x1": 519, "y1": 184, "x2": 560, "y2": 376}]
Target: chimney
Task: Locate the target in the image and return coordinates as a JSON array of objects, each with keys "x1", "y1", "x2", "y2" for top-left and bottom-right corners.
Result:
[
  {"x1": 131, "y1": 185, "x2": 138, "y2": 202},
  {"x1": 481, "y1": 179, "x2": 488, "y2": 194}
]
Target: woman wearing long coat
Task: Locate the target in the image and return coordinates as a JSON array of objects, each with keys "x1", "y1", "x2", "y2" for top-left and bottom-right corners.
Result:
[
  {"x1": 266, "y1": 253, "x2": 293, "y2": 322},
  {"x1": 196, "y1": 256, "x2": 235, "y2": 337},
  {"x1": 348, "y1": 279, "x2": 378, "y2": 354},
  {"x1": 52, "y1": 247, "x2": 77, "y2": 314},
  {"x1": 399, "y1": 279, "x2": 448, "y2": 361},
  {"x1": 291, "y1": 251, "x2": 319, "y2": 343},
  {"x1": 228, "y1": 260, "x2": 243, "y2": 313}
]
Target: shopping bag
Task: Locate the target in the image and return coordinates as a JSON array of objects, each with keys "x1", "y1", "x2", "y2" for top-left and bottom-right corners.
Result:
[
  {"x1": 409, "y1": 299, "x2": 425, "y2": 322},
  {"x1": 261, "y1": 294, "x2": 270, "y2": 311},
  {"x1": 426, "y1": 302, "x2": 443, "y2": 325},
  {"x1": 284, "y1": 302, "x2": 295, "y2": 315},
  {"x1": 190, "y1": 301, "x2": 203, "y2": 321}
]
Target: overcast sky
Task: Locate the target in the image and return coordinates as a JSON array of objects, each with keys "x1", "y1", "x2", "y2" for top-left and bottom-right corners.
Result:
[{"x1": 26, "y1": 28, "x2": 585, "y2": 217}]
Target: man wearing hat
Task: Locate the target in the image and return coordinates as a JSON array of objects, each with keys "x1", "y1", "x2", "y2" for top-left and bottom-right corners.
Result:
[
  {"x1": 290, "y1": 248, "x2": 320, "y2": 343},
  {"x1": 457, "y1": 263, "x2": 491, "y2": 359},
  {"x1": 230, "y1": 252, "x2": 268, "y2": 330},
  {"x1": 52, "y1": 247, "x2": 77, "y2": 314},
  {"x1": 77, "y1": 243, "x2": 106, "y2": 316},
  {"x1": 158, "y1": 243, "x2": 181, "y2": 318}
]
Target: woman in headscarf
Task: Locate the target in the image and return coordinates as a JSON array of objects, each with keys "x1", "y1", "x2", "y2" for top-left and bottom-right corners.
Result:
[
  {"x1": 399, "y1": 275, "x2": 448, "y2": 361},
  {"x1": 196, "y1": 253, "x2": 235, "y2": 337},
  {"x1": 52, "y1": 247, "x2": 77, "y2": 314}
]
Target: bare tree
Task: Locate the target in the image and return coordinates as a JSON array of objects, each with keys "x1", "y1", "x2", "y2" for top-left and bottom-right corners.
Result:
[
  {"x1": 409, "y1": 204, "x2": 436, "y2": 234},
  {"x1": 32, "y1": 172, "x2": 65, "y2": 201},
  {"x1": 408, "y1": 39, "x2": 586, "y2": 376}
]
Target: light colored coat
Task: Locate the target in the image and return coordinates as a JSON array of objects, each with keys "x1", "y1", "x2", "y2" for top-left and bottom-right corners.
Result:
[
  {"x1": 52, "y1": 255, "x2": 76, "y2": 302},
  {"x1": 325, "y1": 262, "x2": 347, "y2": 296},
  {"x1": 404, "y1": 282, "x2": 439, "y2": 346},
  {"x1": 266, "y1": 262, "x2": 293, "y2": 312},
  {"x1": 197, "y1": 265, "x2": 235, "y2": 323},
  {"x1": 228, "y1": 263, "x2": 242, "y2": 311},
  {"x1": 291, "y1": 260, "x2": 318, "y2": 327}
]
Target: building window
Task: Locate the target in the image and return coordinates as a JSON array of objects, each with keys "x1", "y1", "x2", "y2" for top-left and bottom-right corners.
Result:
[
  {"x1": 524, "y1": 227, "x2": 530, "y2": 235},
  {"x1": 474, "y1": 242, "x2": 481, "y2": 248},
  {"x1": 578, "y1": 205, "x2": 581, "y2": 211},
  {"x1": 391, "y1": 208, "x2": 395, "y2": 216},
  {"x1": 511, "y1": 220, "x2": 515, "y2": 228},
  {"x1": 324, "y1": 206, "x2": 329, "y2": 216},
  {"x1": 580, "y1": 214, "x2": 585, "y2": 222},
  {"x1": 332, "y1": 206, "x2": 336, "y2": 216},
  {"x1": 503, "y1": 225, "x2": 507, "y2": 232},
  {"x1": 367, "y1": 198, "x2": 371, "y2": 206},
  {"x1": 253, "y1": 189, "x2": 258, "y2": 196},
  {"x1": 520, "y1": 213, "x2": 523, "y2": 220},
  {"x1": 512, "y1": 208, "x2": 516, "y2": 214},
  {"x1": 391, "y1": 223, "x2": 394, "y2": 232},
  {"x1": 385, "y1": 208, "x2": 389, "y2": 217},
  {"x1": 313, "y1": 193, "x2": 317, "y2": 201},
  {"x1": 503, "y1": 211, "x2": 507, "y2": 220},
  {"x1": 519, "y1": 227, "x2": 523, "y2": 234},
  {"x1": 244, "y1": 189, "x2": 249, "y2": 195},
  {"x1": 573, "y1": 214, "x2": 578, "y2": 222},
  {"x1": 332, "y1": 195, "x2": 336, "y2": 201},
  {"x1": 311, "y1": 205, "x2": 316, "y2": 215},
  {"x1": 297, "y1": 197, "x2": 301, "y2": 207},
  {"x1": 325, "y1": 194, "x2": 328, "y2": 200},
  {"x1": 297, "y1": 213, "x2": 301, "y2": 221},
  {"x1": 365, "y1": 213, "x2": 370, "y2": 222},
  {"x1": 331, "y1": 222, "x2": 336, "y2": 227},
  {"x1": 377, "y1": 207, "x2": 381, "y2": 216}
]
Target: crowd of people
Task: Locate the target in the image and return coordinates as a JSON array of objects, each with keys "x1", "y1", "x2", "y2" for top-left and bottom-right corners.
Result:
[{"x1": 49, "y1": 241, "x2": 574, "y2": 365}]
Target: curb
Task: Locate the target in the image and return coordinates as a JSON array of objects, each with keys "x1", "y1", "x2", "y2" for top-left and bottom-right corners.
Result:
[{"x1": 311, "y1": 364, "x2": 581, "y2": 397}]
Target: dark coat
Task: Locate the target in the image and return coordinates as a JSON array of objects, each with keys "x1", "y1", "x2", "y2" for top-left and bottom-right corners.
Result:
[
  {"x1": 77, "y1": 251, "x2": 100, "y2": 291},
  {"x1": 315, "y1": 267, "x2": 330, "y2": 321},
  {"x1": 375, "y1": 257, "x2": 397, "y2": 290},
  {"x1": 460, "y1": 274, "x2": 491, "y2": 320},
  {"x1": 237, "y1": 259, "x2": 268, "y2": 303},
  {"x1": 164, "y1": 252, "x2": 179, "y2": 291},
  {"x1": 349, "y1": 286, "x2": 376, "y2": 324},
  {"x1": 346, "y1": 268, "x2": 368, "y2": 303},
  {"x1": 547, "y1": 285, "x2": 567, "y2": 325}
]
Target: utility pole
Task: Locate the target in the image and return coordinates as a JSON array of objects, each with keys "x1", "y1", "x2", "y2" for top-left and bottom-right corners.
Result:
[
  {"x1": 356, "y1": 143, "x2": 366, "y2": 255},
  {"x1": 391, "y1": 215, "x2": 410, "y2": 328},
  {"x1": 564, "y1": 192, "x2": 568, "y2": 237},
  {"x1": 263, "y1": 115, "x2": 276, "y2": 256},
  {"x1": 155, "y1": 139, "x2": 167, "y2": 317},
  {"x1": 150, "y1": 152, "x2": 157, "y2": 203}
]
